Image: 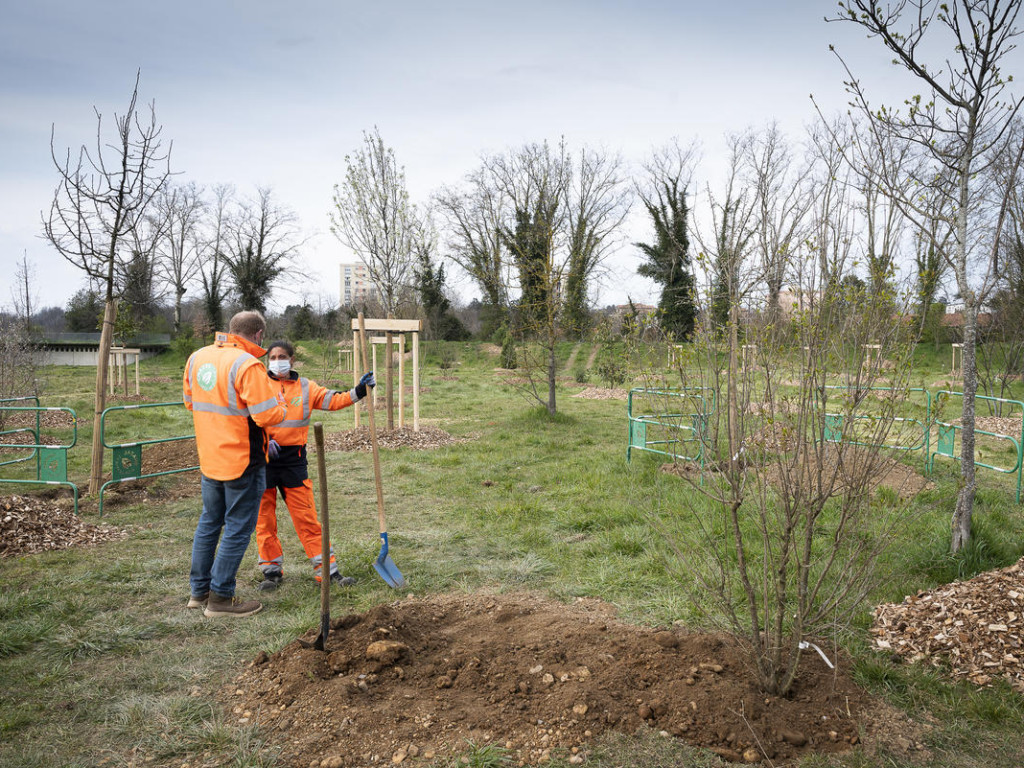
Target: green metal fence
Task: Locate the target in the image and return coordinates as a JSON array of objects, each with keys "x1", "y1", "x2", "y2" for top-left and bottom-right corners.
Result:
[
  {"x1": 0, "y1": 399, "x2": 80, "y2": 513},
  {"x1": 99, "y1": 401, "x2": 197, "y2": 515},
  {"x1": 626, "y1": 387, "x2": 716, "y2": 465},
  {"x1": 817, "y1": 385, "x2": 932, "y2": 469},
  {"x1": 930, "y1": 391, "x2": 1024, "y2": 503}
]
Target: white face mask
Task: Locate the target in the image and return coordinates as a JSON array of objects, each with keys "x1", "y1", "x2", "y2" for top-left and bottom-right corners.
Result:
[{"x1": 268, "y1": 359, "x2": 291, "y2": 377}]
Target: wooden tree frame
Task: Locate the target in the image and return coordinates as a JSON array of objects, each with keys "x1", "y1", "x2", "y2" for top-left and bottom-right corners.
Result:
[{"x1": 351, "y1": 318, "x2": 423, "y2": 431}]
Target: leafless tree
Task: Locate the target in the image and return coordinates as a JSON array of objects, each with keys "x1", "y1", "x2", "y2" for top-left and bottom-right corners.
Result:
[
  {"x1": 434, "y1": 167, "x2": 511, "y2": 331},
  {"x1": 743, "y1": 123, "x2": 814, "y2": 322},
  {"x1": 154, "y1": 182, "x2": 205, "y2": 334},
  {"x1": 830, "y1": 0, "x2": 1024, "y2": 551},
  {"x1": 11, "y1": 252, "x2": 37, "y2": 337},
  {"x1": 562, "y1": 147, "x2": 632, "y2": 337},
  {"x1": 330, "y1": 127, "x2": 416, "y2": 316},
  {"x1": 226, "y1": 186, "x2": 302, "y2": 313},
  {"x1": 42, "y1": 72, "x2": 171, "y2": 494},
  {"x1": 197, "y1": 184, "x2": 234, "y2": 335}
]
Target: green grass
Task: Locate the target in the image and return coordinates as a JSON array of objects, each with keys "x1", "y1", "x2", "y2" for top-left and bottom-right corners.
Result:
[{"x1": 1, "y1": 341, "x2": 1023, "y2": 766}]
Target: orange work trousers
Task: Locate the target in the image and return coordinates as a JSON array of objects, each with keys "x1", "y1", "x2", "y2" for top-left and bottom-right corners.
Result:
[{"x1": 256, "y1": 479, "x2": 336, "y2": 580}]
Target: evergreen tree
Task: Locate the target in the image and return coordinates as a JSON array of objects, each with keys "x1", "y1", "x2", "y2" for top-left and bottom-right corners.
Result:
[
  {"x1": 415, "y1": 250, "x2": 469, "y2": 341},
  {"x1": 635, "y1": 180, "x2": 696, "y2": 340}
]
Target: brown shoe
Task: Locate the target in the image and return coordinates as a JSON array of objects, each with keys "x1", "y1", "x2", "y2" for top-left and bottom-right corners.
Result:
[
  {"x1": 186, "y1": 592, "x2": 209, "y2": 609},
  {"x1": 203, "y1": 592, "x2": 263, "y2": 618}
]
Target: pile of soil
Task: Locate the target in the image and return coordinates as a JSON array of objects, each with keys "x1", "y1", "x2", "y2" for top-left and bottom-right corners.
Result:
[
  {"x1": 572, "y1": 387, "x2": 629, "y2": 401},
  {"x1": 227, "y1": 592, "x2": 873, "y2": 767},
  {"x1": 0, "y1": 494, "x2": 127, "y2": 557},
  {"x1": 322, "y1": 426, "x2": 462, "y2": 453},
  {"x1": 872, "y1": 557, "x2": 1024, "y2": 692}
]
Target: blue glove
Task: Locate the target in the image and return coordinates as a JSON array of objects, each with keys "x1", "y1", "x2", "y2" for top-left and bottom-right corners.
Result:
[
  {"x1": 267, "y1": 439, "x2": 280, "y2": 459},
  {"x1": 353, "y1": 371, "x2": 376, "y2": 401}
]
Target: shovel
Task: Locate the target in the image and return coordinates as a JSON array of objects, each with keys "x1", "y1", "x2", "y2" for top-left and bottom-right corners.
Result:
[
  {"x1": 358, "y1": 312, "x2": 407, "y2": 589},
  {"x1": 302, "y1": 422, "x2": 331, "y2": 650}
]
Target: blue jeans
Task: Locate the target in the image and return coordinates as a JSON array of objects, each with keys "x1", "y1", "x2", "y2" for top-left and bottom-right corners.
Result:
[{"x1": 190, "y1": 466, "x2": 266, "y2": 598}]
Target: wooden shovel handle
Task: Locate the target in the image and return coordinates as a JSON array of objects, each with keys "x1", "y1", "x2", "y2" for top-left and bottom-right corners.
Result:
[
  {"x1": 313, "y1": 423, "x2": 330, "y2": 617},
  {"x1": 357, "y1": 313, "x2": 387, "y2": 534}
]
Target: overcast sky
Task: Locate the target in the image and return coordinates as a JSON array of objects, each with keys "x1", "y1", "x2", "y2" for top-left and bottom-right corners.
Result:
[{"x1": 0, "y1": 0, "x2": 982, "y2": 314}]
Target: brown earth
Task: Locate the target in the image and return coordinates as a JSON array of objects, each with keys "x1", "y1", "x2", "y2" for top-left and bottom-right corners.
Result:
[{"x1": 227, "y1": 591, "x2": 876, "y2": 768}]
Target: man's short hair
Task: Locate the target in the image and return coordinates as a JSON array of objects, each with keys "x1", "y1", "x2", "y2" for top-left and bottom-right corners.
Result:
[{"x1": 228, "y1": 311, "x2": 267, "y2": 340}]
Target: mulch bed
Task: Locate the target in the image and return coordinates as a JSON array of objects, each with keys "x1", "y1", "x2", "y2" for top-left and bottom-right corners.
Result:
[
  {"x1": 872, "y1": 557, "x2": 1024, "y2": 692},
  {"x1": 0, "y1": 494, "x2": 128, "y2": 557},
  {"x1": 321, "y1": 426, "x2": 463, "y2": 452},
  {"x1": 572, "y1": 387, "x2": 629, "y2": 401}
]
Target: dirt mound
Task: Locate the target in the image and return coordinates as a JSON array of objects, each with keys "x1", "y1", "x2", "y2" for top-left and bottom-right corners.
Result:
[
  {"x1": 872, "y1": 557, "x2": 1024, "y2": 692},
  {"x1": 322, "y1": 426, "x2": 462, "y2": 452},
  {"x1": 228, "y1": 592, "x2": 872, "y2": 767},
  {"x1": 0, "y1": 494, "x2": 128, "y2": 557}
]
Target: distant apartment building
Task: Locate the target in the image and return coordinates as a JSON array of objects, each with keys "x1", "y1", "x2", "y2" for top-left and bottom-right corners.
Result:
[{"x1": 339, "y1": 262, "x2": 376, "y2": 305}]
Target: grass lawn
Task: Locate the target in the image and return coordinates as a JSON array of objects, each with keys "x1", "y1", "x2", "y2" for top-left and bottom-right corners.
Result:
[{"x1": 1, "y1": 340, "x2": 1023, "y2": 767}]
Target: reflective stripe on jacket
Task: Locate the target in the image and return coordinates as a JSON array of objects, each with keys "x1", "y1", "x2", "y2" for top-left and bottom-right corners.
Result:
[
  {"x1": 266, "y1": 372, "x2": 356, "y2": 448},
  {"x1": 183, "y1": 332, "x2": 287, "y2": 480}
]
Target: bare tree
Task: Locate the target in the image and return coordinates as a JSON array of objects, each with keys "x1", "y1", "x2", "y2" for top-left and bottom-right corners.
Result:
[
  {"x1": 198, "y1": 184, "x2": 234, "y2": 335},
  {"x1": 562, "y1": 147, "x2": 632, "y2": 337},
  {"x1": 831, "y1": 0, "x2": 1024, "y2": 551},
  {"x1": 743, "y1": 123, "x2": 814, "y2": 322},
  {"x1": 155, "y1": 182, "x2": 205, "y2": 334},
  {"x1": 330, "y1": 127, "x2": 416, "y2": 315},
  {"x1": 11, "y1": 252, "x2": 37, "y2": 337},
  {"x1": 227, "y1": 187, "x2": 301, "y2": 313},
  {"x1": 42, "y1": 72, "x2": 171, "y2": 495},
  {"x1": 434, "y1": 167, "x2": 511, "y2": 337}
]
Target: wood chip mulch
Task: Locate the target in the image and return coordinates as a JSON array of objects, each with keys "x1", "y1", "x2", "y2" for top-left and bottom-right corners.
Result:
[
  {"x1": 571, "y1": 387, "x2": 629, "y2": 400},
  {"x1": 320, "y1": 426, "x2": 463, "y2": 452},
  {"x1": 0, "y1": 494, "x2": 128, "y2": 557},
  {"x1": 871, "y1": 557, "x2": 1024, "y2": 692}
]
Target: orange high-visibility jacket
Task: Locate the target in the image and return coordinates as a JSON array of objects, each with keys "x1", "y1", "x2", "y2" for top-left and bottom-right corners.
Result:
[
  {"x1": 183, "y1": 332, "x2": 287, "y2": 480},
  {"x1": 266, "y1": 373, "x2": 357, "y2": 447}
]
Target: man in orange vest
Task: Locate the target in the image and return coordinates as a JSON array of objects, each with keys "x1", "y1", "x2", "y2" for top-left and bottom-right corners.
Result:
[{"x1": 183, "y1": 310, "x2": 287, "y2": 618}]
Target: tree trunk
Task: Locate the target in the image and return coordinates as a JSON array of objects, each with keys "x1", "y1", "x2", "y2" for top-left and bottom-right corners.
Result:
[
  {"x1": 89, "y1": 299, "x2": 117, "y2": 495},
  {"x1": 386, "y1": 330, "x2": 394, "y2": 430},
  {"x1": 547, "y1": 339, "x2": 557, "y2": 416},
  {"x1": 952, "y1": 300, "x2": 978, "y2": 552}
]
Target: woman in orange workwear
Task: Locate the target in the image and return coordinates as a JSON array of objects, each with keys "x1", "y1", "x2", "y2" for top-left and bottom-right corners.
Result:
[{"x1": 256, "y1": 340, "x2": 375, "y2": 591}]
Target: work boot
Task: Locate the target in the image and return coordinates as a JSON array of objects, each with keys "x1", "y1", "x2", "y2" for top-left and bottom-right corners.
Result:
[
  {"x1": 258, "y1": 571, "x2": 284, "y2": 592},
  {"x1": 186, "y1": 592, "x2": 209, "y2": 609},
  {"x1": 203, "y1": 593, "x2": 263, "y2": 618},
  {"x1": 330, "y1": 572, "x2": 356, "y2": 587}
]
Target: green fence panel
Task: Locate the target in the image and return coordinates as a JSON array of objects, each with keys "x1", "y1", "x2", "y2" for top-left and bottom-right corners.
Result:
[
  {"x1": 0, "y1": 403, "x2": 79, "y2": 513},
  {"x1": 99, "y1": 402, "x2": 197, "y2": 515}
]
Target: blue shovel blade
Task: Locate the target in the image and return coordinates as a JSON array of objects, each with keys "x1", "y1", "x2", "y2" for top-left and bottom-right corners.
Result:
[
  {"x1": 374, "y1": 533, "x2": 406, "y2": 589},
  {"x1": 374, "y1": 555, "x2": 406, "y2": 589}
]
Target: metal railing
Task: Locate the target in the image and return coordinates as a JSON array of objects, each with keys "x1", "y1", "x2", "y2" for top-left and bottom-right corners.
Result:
[
  {"x1": 0, "y1": 400, "x2": 79, "y2": 513},
  {"x1": 626, "y1": 387, "x2": 716, "y2": 466},
  {"x1": 930, "y1": 391, "x2": 1024, "y2": 503},
  {"x1": 98, "y1": 401, "x2": 197, "y2": 515}
]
